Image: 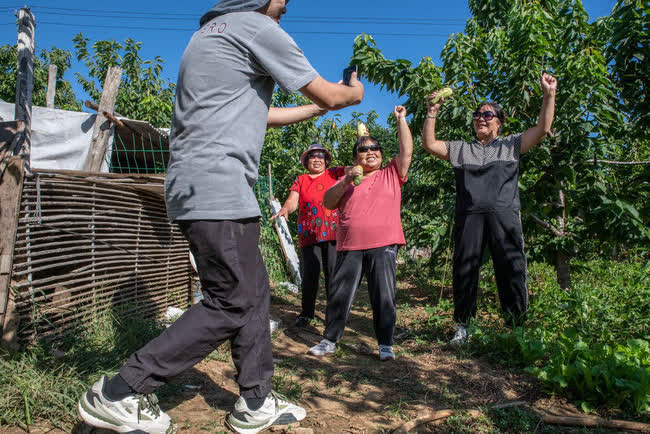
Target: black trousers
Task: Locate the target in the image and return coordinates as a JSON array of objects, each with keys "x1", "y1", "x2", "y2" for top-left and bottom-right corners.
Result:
[
  {"x1": 120, "y1": 219, "x2": 273, "y2": 399},
  {"x1": 452, "y1": 210, "x2": 528, "y2": 326},
  {"x1": 299, "y1": 241, "x2": 337, "y2": 319},
  {"x1": 323, "y1": 245, "x2": 398, "y2": 346}
]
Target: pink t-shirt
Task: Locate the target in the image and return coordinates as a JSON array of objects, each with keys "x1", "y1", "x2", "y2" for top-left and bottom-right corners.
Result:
[{"x1": 335, "y1": 159, "x2": 407, "y2": 251}]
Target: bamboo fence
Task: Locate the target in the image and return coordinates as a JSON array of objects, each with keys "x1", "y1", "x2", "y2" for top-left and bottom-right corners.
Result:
[{"x1": 7, "y1": 169, "x2": 191, "y2": 343}]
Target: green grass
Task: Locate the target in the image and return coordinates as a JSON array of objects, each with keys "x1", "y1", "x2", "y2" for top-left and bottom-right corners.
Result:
[{"x1": 0, "y1": 305, "x2": 167, "y2": 429}]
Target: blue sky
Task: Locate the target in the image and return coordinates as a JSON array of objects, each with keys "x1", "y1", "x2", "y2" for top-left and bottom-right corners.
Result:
[{"x1": 1, "y1": 0, "x2": 618, "y2": 124}]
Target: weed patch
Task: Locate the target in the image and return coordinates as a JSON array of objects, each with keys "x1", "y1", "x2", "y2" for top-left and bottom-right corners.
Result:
[{"x1": 467, "y1": 260, "x2": 650, "y2": 417}]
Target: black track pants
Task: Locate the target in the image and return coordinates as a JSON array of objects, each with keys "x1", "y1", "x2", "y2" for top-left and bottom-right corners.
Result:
[
  {"x1": 452, "y1": 210, "x2": 528, "y2": 326},
  {"x1": 323, "y1": 245, "x2": 398, "y2": 346},
  {"x1": 299, "y1": 241, "x2": 337, "y2": 319},
  {"x1": 120, "y1": 219, "x2": 273, "y2": 399}
]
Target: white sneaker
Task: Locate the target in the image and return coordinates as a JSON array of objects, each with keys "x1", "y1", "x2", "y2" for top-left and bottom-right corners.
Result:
[
  {"x1": 379, "y1": 345, "x2": 395, "y2": 361},
  {"x1": 450, "y1": 324, "x2": 469, "y2": 345},
  {"x1": 308, "y1": 339, "x2": 336, "y2": 356},
  {"x1": 270, "y1": 318, "x2": 281, "y2": 333},
  {"x1": 77, "y1": 376, "x2": 176, "y2": 433},
  {"x1": 226, "y1": 391, "x2": 306, "y2": 433}
]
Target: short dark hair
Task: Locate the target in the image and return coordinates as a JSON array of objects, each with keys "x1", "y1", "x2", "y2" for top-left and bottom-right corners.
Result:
[
  {"x1": 476, "y1": 101, "x2": 506, "y2": 123},
  {"x1": 352, "y1": 136, "x2": 381, "y2": 159}
]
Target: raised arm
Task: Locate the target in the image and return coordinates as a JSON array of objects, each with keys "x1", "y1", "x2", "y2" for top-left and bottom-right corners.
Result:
[
  {"x1": 393, "y1": 105, "x2": 413, "y2": 179},
  {"x1": 300, "y1": 72, "x2": 364, "y2": 111},
  {"x1": 267, "y1": 104, "x2": 328, "y2": 129},
  {"x1": 323, "y1": 166, "x2": 361, "y2": 210},
  {"x1": 521, "y1": 73, "x2": 557, "y2": 153},
  {"x1": 422, "y1": 91, "x2": 450, "y2": 161},
  {"x1": 271, "y1": 190, "x2": 299, "y2": 221}
]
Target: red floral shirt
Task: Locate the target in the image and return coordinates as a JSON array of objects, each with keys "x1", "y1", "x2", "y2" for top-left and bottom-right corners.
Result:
[{"x1": 289, "y1": 167, "x2": 345, "y2": 248}]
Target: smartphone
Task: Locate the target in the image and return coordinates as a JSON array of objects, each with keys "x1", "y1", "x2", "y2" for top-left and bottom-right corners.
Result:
[{"x1": 343, "y1": 65, "x2": 357, "y2": 86}]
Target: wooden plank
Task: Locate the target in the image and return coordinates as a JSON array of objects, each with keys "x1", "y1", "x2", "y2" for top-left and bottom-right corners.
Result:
[
  {"x1": 46, "y1": 64, "x2": 57, "y2": 109},
  {"x1": 14, "y1": 8, "x2": 35, "y2": 172},
  {"x1": 83, "y1": 67, "x2": 122, "y2": 172},
  {"x1": 0, "y1": 121, "x2": 25, "y2": 178},
  {"x1": 0, "y1": 157, "x2": 25, "y2": 343}
]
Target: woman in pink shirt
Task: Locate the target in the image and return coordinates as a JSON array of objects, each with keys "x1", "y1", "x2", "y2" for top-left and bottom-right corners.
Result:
[
  {"x1": 308, "y1": 106, "x2": 413, "y2": 361},
  {"x1": 273, "y1": 143, "x2": 344, "y2": 327}
]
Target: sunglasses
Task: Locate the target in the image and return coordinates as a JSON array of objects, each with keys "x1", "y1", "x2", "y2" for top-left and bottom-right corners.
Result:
[
  {"x1": 357, "y1": 145, "x2": 382, "y2": 153},
  {"x1": 473, "y1": 110, "x2": 497, "y2": 121},
  {"x1": 308, "y1": 151, "x2": 326, "y2": 159}
]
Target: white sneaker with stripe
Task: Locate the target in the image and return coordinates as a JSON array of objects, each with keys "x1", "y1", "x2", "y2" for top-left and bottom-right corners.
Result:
[
  {"x1": 77, "y1": 376, "x2": 176, "y2": 433},
  {"x1": 226, "y1": 391, "x2": 306, "y2": 433}
]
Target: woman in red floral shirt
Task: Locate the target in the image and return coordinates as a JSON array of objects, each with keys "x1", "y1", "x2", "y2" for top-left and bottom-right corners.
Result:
[{"x1": 273, "y1": 143, "x2": 344, "y2": 327}]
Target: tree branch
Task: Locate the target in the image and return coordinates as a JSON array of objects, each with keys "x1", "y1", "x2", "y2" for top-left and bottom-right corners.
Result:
[
  {"x1": 583, "y1": 159, "x2": 650, "y2": 166},
  {"x1": 528, "y1": 214, "x2": 564, "y2": 237}
]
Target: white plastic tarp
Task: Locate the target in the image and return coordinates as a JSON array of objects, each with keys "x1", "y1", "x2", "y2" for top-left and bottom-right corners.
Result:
[{"x1": 0, "y1": 101, "x2": 112, "y2": 172}]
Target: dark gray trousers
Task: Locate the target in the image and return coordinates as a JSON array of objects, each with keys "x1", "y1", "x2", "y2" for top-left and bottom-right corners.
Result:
[
  {"x1": 452, "y1": 210, "x2": 528, "y2": 326},
  {"x1": 299, "y1": 241, "x2": 337, "y2": 319},
  {"x1": 323, "y1": 245, "x2": 398, "y2": 346},
  {"x1": 120, "y1": 219, "x2": 273, "y2": 399}
]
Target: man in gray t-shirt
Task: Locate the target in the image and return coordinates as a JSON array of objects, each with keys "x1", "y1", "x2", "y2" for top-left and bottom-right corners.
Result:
[{"x1": 77, "y1": 1, "x2": 364, "y2": 433}]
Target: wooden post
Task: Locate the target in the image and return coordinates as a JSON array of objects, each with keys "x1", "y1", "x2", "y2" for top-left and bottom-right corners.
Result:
[
  {"x1": 0, "y1": 157, "x2": 25, "y2": 345},
  {"x1": 83, "y1": 66, "x2": 122, "y2": 172},
  {"x1": 46, "y1": 64, "x2": 57, "y2": 109},
  {"x1": 14, "y1": 8, "x2": 35, "y2": 172},
  {"x1": 0, "y1": 121, "x2": 25, "y2": 177},
  {"x1": 268, "y1": 163, "x2": 274, "y2": 200}
]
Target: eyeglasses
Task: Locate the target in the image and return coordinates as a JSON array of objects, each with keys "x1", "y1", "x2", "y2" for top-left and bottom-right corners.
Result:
[
  {"x1": 357, "y1": 145, "x2": 382, "y2": 153},
  {"x1": 308, "y1": 151, "x2": 326, "y2": 159},
  {"x1": 473, "y1": 110, "x2": 497, "y2": 121}
]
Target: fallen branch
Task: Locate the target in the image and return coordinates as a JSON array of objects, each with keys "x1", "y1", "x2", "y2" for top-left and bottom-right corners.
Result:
[
  {"x1": 392, "y1": 403, "x2": 650, "y2": 433},
  {"x1": 542, "y1": 415, "x2": 650, "y2": 432},
  {"x1": 392, "y1": 409, "x2": 466, "y2": 433},
  {"x1": 392, "y1": 402, "x2": 527, "y2": 434}
]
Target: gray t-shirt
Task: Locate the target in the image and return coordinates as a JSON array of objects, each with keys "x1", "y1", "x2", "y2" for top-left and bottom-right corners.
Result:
[
  {"x1": 445, "y1": 134, "x2": 523, "y2": 214},
  {"x1": 165, "y1": 11, "x2": 318, "y2": 220}
]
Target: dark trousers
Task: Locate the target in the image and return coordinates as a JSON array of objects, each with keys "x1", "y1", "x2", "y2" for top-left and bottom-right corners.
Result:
[
  {"x1": 323, "y1": 245, "x2": 398, "y2": 346},
  {"x1": 120, "y1": 219, "x2": 273, "y2": 399},
  {"x1": 299, "y1": 241, "x2": 337, "y2": 319},
  {"x1": 452, "y1": 210, "x2": 528, "y2": 326}
]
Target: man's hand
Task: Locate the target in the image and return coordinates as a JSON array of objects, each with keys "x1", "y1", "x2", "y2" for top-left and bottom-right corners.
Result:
[
  {"x1": 541, "y1": 73, "x2": 557, "y2": 95},
  {"x1": 394, "y1": 105, "x2": 407, "y2": 121},
  {"x1": 271, "y1": 207, "x2": 290, "y2": 221},
  {"x1": 426, "y1": 91, "x2": 445, "y2": 115},
  {"x1": 346, "y1": 71, "x2": 365, "y2": 103}
]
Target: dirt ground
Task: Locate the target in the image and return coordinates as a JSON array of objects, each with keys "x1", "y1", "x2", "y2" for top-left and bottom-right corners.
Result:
[
  {"x1": 3, "y1": 284, "x2": 618, "y2": 434},
  {"x1": 148, "y1": 284, "x2": 590, "y2": 433}
]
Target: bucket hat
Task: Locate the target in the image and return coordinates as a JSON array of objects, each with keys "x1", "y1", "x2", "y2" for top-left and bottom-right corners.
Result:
[{"x1": 300, "y1": 143, "x2": 332, "y2": 169}]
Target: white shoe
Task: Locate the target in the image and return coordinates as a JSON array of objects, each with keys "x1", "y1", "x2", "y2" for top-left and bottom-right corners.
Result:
[
  {"x1": 226, "y1": 391, "x2": 306, "y2": 433},
  {"x1": 450, "y1": 324, "x2": 469, "y2": 345},
  {"x1": 379, "y1": 345, "x2": 395, "y2": 361},
  {"x1": 308, "y1": 339, "x2": 336, "y2": 356},
  {"x1": 270, "y1": 318, "x2": 281, "y2": 333},
  {"x1": 77, "y1": 376, "x2": 176, "y2": 433}
]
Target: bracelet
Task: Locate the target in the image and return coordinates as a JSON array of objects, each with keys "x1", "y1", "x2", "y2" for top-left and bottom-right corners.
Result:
[{"x1": 426, "y1": 115, "x2": 437, "y2": 119}]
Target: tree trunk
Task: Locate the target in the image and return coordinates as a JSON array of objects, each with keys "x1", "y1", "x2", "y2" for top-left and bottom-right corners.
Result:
[
  {"x1": 555, "y1": 183, "x2": 571, "y2": 290},
  {"x1": 555, "y1": 251, "x2": 571, "y2": 290}
]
